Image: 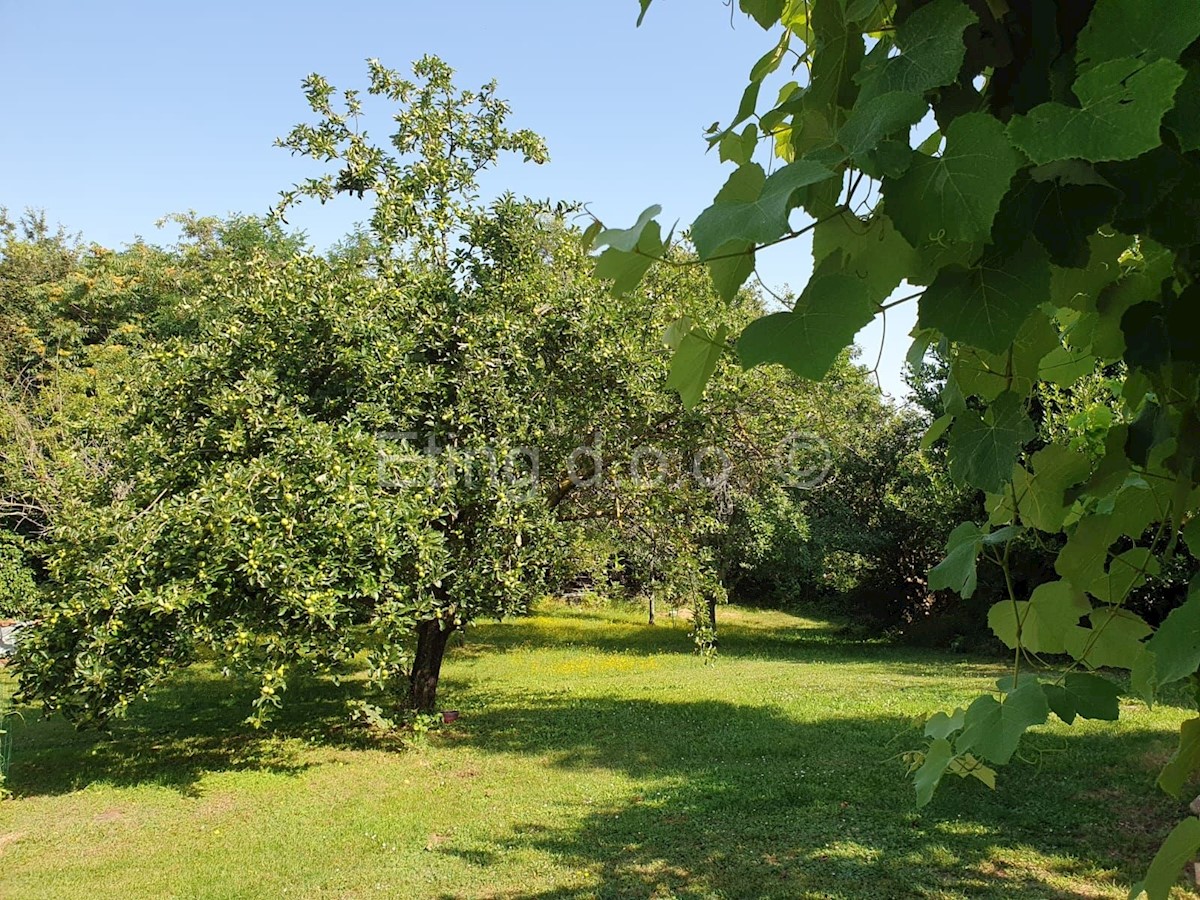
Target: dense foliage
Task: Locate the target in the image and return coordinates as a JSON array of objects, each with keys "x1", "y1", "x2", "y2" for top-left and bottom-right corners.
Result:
[
  {"x1": 601, "y1": 0, "x2": 1200, "y2": 893},
  {"x1": 4, "y1": 59, "x2": 907, "y2": 728}
]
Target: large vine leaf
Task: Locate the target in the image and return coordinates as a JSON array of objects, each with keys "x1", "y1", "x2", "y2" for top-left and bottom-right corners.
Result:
[
  {"x1": 811, "y1": 210, "x2": 916, "y2": 304},
  {"x1": 855, "y1": 0, "x2": 977, "y2": 101},
  {"x1": 1007, "y1": 58, "x2": 1187, "y2": 165},
  {"x1": 918, "y1": 241, "x2": 1050, "y2": 354},
  {"x1": 884, "y1": 113, "x2": 1022, "y2": 248},
  {"x1": 1158, "y1": 718, "x2": 1200, "y2": 799},
  {"x1": 1132, "y1": 578, "x2": 1200, "y2": 698},
  {"x1": 957, "y1": 681, "x2": 1049, "y2": 766},
  {"x1": 1012, "y1": 445, "x2": 1092, "y2": 533},
  {"x1": 1064, "y1": 607, "x2": 1152, "y2": 670},
  {"x1": 736, "y1": 268, "x2": 875, "y2": 378},
  {"x1": 948, "y1": 392, "x2": 1035, "y2": 493},
  {"x1": 1043, "y1": 673, "x2": 1122, "y2": 725},
  {"x1": 914, "y1": 737, "x2": 954, "y2": 807},
  {"x1": 1131, "y1": 817, "x2": 1200, "y2": 900},
  {"x1": 691, "y1": 160, "x2": 836, "y2": 259},
  {"x1": 928, "y1": 521, "x2": 984, "y2": 597},
  {"x1": 987, "y1": 580, "x2": 1091, "y2": 655},
  {"x1": 1076, "y1": 0, "x2": 1200, "y2": 69},
  {"x1": 667, "y1": 324, "x2": 730, "y2": 410},
  {"x1": 837, "y1": 91, "x2": 928, "y2": 160}
]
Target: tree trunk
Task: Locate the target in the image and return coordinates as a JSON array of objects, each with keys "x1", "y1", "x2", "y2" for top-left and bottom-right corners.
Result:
[
  {"x1": 648, "y1": 594, "x2": 656, "y2": 625},
  {"x1": 707, "y1": 596, "x2": 718, "y2": 645},
  {"x1": 408, "y1": 617, "x2": 454, "y2": 712}
]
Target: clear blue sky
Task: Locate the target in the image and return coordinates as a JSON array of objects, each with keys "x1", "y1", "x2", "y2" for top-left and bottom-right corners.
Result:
[{"x1": 0, "y1": 0, "x2": 915, "y2": 397}]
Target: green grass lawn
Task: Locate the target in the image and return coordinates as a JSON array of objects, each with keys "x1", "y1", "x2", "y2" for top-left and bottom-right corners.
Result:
[{"x1": 0, "y1": 604, "x2": 1194, "y2": 899}]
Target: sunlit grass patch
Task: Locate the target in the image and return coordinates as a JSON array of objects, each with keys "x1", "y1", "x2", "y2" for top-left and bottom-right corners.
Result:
[{"x1": 0, "y1": 602, "x2": 1192, "y2": 899}]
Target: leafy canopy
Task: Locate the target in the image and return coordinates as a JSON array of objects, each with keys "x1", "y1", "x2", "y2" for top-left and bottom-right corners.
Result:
[{"x1": 595, "y1": 1, "x2": 1200, "y2": 894}]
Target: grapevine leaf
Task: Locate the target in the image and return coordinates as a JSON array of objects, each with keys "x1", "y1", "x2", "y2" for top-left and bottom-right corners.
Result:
[
  {"x1": 953, "y1": 311, "x2": 1059, "y2": 402},
  {"x1": 885, "y1": 112, "x2": 1022, "y2": 247},
  {"x1": 1056, "y1": 513, "x2": 1115, "y2": 590},
  {"x1": 914, "y1": 737, "x2": 954, "y2": 807},
  {"x1": 806, "y1": 0, "x2": 864, "y2": 109},
  {"x1": 739, "y1": 0, "x2": 785, "y2": 30},
  {"x1": 988, "y1": 580, "x2": 1091, "y2": 654},
  {"x1": 592, "y1": 205, "x2": 662, "y2": 252},
  {"x1": 957, "y1": 681, "x2": 1048, "y2": 766},
  {"x1": 666, "y1": 325, "x2": 730, "y2": 410},
  {"x1": 1090, "y1": 547, "x2": 1160, "y2": 604},
  {"x1": 1165, "y1": 62, "x2": 1200, "y2": 153},
  {"x1": 949, "y1": 754, "x2": 997, "y2": 789},
  {"x1": 928, "y1": 521, "x2": 983, "y2": 597},
  {"x1": 1064, "y1": 608, "x2": 1152, "y2": 670},
  {"x1": 1043, "y1": 673, "x2": 1122, "y2": 726},
  {"x1": 1076, "y1": 0, "x2": 1200, "y2": 69},
  {"x1": 925, "y1": 707, "x2": 966, "y2": 740},
  {"x1": 750, "y1": 32, "x2": 791, "y2": 84},
  {"x1": 736, "y1": 270, "x2": 875, "y2": 378},
  {"x1": 706, "y1": 242, "x2": 757, "y2": 302},
  {"x1": 1007, "y1": 57, "x2": 1186, "y2": 164},
  {"x1": 947, "y1": 392, "x2": 1035, "y2": 493},
  {"x1": 1136, "y1": 578, "x2": 1200, "y2": 694},
  {"x1": 1050, "y1": 231, "x2": 1135, "y2": 309},
  {"x1": 921, "y1": 414, "x2": 953, "y2": 451},
  {"x1": 919, "y1": 241, "x2": 1051, "y2": 354},
  {"x1": 1038, "y1": 345, "x2": 1097, "y2": 387},
  {"x1": 691, "y1": 160, "x2": 836, "y2": 259},
  {"x1": 1013, "y1": 445, "x2": 1092, "y2": 533},
  {"x1": 1131, "y1": 817, "x2": 1200, "y2": 900},
  {"x1": 580, "y1": 219, "x2": 603, "y2": 251},
  {"x1": 812, "y1": 211, "x2": 917, "y2": 304},
  {"x1": 731, "y1": 80, "x2": 762, "y2": 131},
  {"x1": 991, "y1": 172, "x2": 1121, "y2": 268},
  {"x1": 718, "y1": 124, "x2": 760, "y2": 167},
  {"x1": 856, "y1": 0, "x2": 977, "y2": 100},
  {"x1": 1159, "y1": 718, "x2": 1200, "y2": 799},
  {"x1": 838, "y1": 91, "x2": 928, "y2": 159}
]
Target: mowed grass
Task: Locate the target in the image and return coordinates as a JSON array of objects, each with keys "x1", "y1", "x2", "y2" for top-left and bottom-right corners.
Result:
[{"x1": 0, "y1": 603, "x2": 1195, "y2": 899}]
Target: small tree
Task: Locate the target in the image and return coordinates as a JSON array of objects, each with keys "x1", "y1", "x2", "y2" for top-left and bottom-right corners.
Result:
[{"x1": 14, "y1": 58, "x2": 812, "y2": 721}]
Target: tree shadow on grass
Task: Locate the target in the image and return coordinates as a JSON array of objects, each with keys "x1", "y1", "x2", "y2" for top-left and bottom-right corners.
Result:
[
  {"x1": 463, "y1": 605, "x2": 1002, "y2": 673},
  {"x1": 4, "y1": 665, "x2": 385, "y2": 798},
  {"x1": 435, "y1": 695, "x2": 1187, "y2": 899}
]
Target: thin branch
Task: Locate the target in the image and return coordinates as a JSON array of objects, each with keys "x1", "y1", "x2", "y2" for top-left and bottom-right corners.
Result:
[{"x1": 880, "y1": 289, "x2": 923, "y2": 312}]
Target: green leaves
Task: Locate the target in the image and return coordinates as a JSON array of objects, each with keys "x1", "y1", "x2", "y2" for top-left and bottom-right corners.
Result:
[
  {"x1": 1043, "y1": 673, "x2": 1122, "y2": 725},
  {"x1": 691, "y1": 160, "x2": 836, "y2": 259},
  {"x1": 1132, "y1": 579, "x2": 1200, "y2": 698},
  {"x1": 947, "y1": 392, "x2": 1034, "y2": 493},
  {"x1": 738, "y1": 0, "x2": 784, "y2": 30},
  {"x1": 1007, "y1": 58, "x2": 1187, "y2": 164},
  {"x1": 667, "y1": 324, "x2": 730, "y2": 410},
  {"x1": 1076, "y1": 0, "x2": 1200, "y2": 69},
  {"x1": 1064, "y1": 607, "x2": 1152, "y2": 670},
  {"x1": 593, "y1": 205, "x2": 661, "y2": 252},
  {"x1": 919, "y1": 242, "x2": 1050, "y2": 355},
  {"x1": 737, "y1": 268, "x2": 875, "y2": 379},
  {"x1": 855, "y1": 0, "x2": 976, "y2": 99},
  {"x1": 812, "y1": 211, "x2": 916, "y2": 303},
  {"x1": 592, "y1": 205, "x2": 664, "y2": 296},
  {"x1": 957, "y1": 681, "x2": 1048, "y2": 766},
  {"x1": 837, "y1": 92, "x2": 927, "y2": 160},
  {"x1": 885, "y1": 113, "x2": 1022, "y2": 248},
  {"x1": 1011, "y1": 445, "x2": 1091, "y2": 533},
  {"x1": 987, "y1": 580, "x2": 1091, "y2": 655},
  {"x1": 1131, "y1": 817, "x2": 1200, "y2": 900},
  {"x1": 1158, "y1": 718, "x2": 1200, "y2": 798},
  {"x1": 914, "y1": 738, "x2": 954, "y2": 807},
  {"x1": 928, "y1": 521, "x2": 984, "y2": 597}
]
